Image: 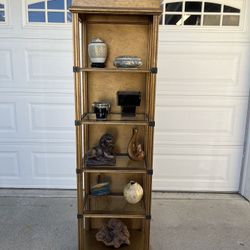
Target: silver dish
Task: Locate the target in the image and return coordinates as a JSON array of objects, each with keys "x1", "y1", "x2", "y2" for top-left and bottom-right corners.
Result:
[{"x1": 113, "y1": 56, "x2": 143, "y2": 68}]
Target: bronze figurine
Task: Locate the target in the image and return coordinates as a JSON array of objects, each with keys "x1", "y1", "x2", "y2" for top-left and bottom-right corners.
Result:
[
  {"x1": 127, "y1": 128, "x2": 145, "y2": 161},
  {"x1": 86, "y1": 133, "x2": 116, "y2": 166}
]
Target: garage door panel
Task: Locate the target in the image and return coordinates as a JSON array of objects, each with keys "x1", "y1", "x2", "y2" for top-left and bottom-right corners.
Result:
[
  {"x1": 29, "y1": 102, "x2": 74, "y2": 134},
  {"x1": 0, "y1": 94, "x2": 74, "y2": 141},
  {"x1": 0, "y1": 102, "x2": 17, "y2": 133},
  {"x1": 0, "y1": 40, "x2": 73, "y2": 91},
  {"x1": 0, "y1": 151, "x2": 19, "y2": 178},
  {"x1": 155, "y1": 96, "x2": 248, "y2": 145},
  {"x1": 32, "y1": 152, "x2": 75, "y2": 178},
  {"x1": 26, "y1": 97, "x2": 74, "y2": 140},
  {"x1": 157, "y1": 43, "x2": 250, "y2": 96},
  {"x1": 0, "y1": 49, "x2": 13, "y2": 81},
  {"x1": 153, "y1": 145, "x2": 243, "y2": 191},
  {"x1": 0, "y1": 143, "x2": 75, "y2": 188},
  {"x1": 26, "y1": 49, "x2": 73, "y2": 82}
]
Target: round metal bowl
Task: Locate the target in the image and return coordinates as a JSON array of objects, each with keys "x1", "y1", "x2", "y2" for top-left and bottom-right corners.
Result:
[{"x1": 113, "y1": 56, "x2": 143, "y2": 68}]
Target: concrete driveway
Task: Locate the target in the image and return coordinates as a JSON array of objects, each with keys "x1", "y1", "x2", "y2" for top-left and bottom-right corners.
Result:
[{"x1": 0, "y1": 190, "x2": 249, "y2": 250}]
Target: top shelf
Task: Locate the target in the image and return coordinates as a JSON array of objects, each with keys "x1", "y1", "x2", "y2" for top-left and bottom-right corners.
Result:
[{"x1": 79, "y1": 67, "x2": 151, "y2": 73}]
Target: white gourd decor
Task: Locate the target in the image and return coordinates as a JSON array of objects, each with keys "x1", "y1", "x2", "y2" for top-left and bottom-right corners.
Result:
[{"x1": 123, "y1": 181, "x2": 143, "y2": 204}]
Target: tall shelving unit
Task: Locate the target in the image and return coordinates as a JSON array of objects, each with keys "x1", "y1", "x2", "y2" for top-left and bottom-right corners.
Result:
[{"x1": 70, "y1": 1, "x2": 161, "y2": 249}]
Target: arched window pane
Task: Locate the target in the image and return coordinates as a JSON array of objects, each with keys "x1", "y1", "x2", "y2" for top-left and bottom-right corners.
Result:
[
  {"x1": 185, "y1": 1, "x2": 202, "y2": 12},
  {"x1": 48, "y1": 0, "x2": 64, "y2": 10},
  {"x1": 222, "y1": 15, "x2": 240, "y2": 26},
  {"x1": 28, "y1": 1, "x2": 45, "y2": 9},
  {"x1": 28, "y1": 11, "x2": 45, "y2": 22},
  {"x1": 160, "y1": 1, "x2": 241, "y2": 27},
  {"x1": 184, "y1": 15, "x2": 201, "y2": 25},
  {"x1": 204, "y1": 3, "x2": 221, "y2": 12},
  {"x1": 166, "y1": 2, "x2": 182, "y2": 12},
  {"x1": 48, "y1": 12, "x2": 65, "y2": 22},
  {"x1": 203, "y1": 15, "x2": 220, "y2": 25},
  {"x1": 0, "y1": 10, "x2": 5, "y2": 22},
  {"x1": 165, "y1": 14, "x2": 182, "y2": 25},
  {"x1": 67, "y1": 12, "x2": 72, "y2": 22},
  {"x1": 224, "y1": 5, "x2": 240, "y2": 13},
  {"x1": 27, "y1": 0, "x2": 73, "y2": 23},
  {"x1": 67, "y1": 0, "x2": 72, "y2": 8}
]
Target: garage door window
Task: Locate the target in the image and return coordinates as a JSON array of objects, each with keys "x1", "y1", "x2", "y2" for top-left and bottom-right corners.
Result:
[
  {"x1": 160, "y1": 1, "x2": 242, "y2": 27},
  {"x1": 27, "y1": 0, "x2": 72, "y2": 24},
  {"x1": 0, "y1": 0, "x2": 6, "y2": 23}
]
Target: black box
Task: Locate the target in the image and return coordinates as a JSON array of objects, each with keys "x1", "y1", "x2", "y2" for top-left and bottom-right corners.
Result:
[{"x1": 117, "y1": 91, "x2": 141, "y2": 116}]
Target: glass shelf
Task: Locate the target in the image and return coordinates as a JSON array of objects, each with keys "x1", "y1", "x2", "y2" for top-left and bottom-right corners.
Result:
[
  {"x1": 83, "y1": 155, "x2": 147, "y2": 174},
  {"x1": 83, "y1": 194, "x2": 145, "y2": 219},
  {"x1": 81, "y1": 113, "x2": 149, "y2": 126},
  {"x1": 81, "y1": 67, "x2": 150, "y2": 73}
]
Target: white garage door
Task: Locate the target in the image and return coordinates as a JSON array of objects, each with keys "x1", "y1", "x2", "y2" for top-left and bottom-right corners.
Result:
[
  {"x1": 0, "y1": 0, "x2": 249, "y2": 191},
  {"x1": 0, "y1": 0, "x2": 75, "y2": 188},
  {"x1": 153, "y1": 0, "x2": 250, "y2": 191}
]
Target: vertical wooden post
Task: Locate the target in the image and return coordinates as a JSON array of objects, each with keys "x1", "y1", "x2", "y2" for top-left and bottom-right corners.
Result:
[
  {"x1": 81, "y1": 15, "x2": 90, "y2": 231},
  {"x1": 144, "y1": 14, "x2": 160, "y2": 250},
  {"x1": 73, "y1": 13, "x2": 84, "y2": 250}
]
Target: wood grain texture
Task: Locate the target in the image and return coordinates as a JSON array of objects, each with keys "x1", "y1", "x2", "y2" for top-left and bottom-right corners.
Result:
[
  {"x1": 72, "y1": 0, "x2": 161, "y2": 9},
  {"x1": 90, "y1": 218, "x2": 143, "y2": 230},
  {"x1": 86, "y1": 22, "x2": 150, "y2": 68},
  {"x1": 85, "y1": 14, "x2": 150, "y2": 24}
]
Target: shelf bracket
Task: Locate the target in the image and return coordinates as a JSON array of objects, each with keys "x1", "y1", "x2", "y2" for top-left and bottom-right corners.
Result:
[
  {"x1": 150, "y1": 67, "x2": 158, "y2": 74},
  {"x1": 147, "y1": 169, "x2": 153, "y2": 176},
  {"x1": 73, "y1": 66, "x2": 81, "y2": 73},
  {"x1": 76, "y1": 168, "x2": 83, "y2": 174},
  {"x1": 77, "y1": 214, "x2": 83, "y2": 219},
  {"x1": 149, "y1": 121, "x2": 155, "y2": 127},
  {"x1": 75, "y1": 120, "x2": 82, "y2": 126},
  {"x1": 146, "y1": 214, "x2": 151, "y2": 220}
]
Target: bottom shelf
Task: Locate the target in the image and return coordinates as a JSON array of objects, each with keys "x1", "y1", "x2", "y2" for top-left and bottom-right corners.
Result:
[{"x1": 83, "y1": 229, "x2": 144, "y2": 250}]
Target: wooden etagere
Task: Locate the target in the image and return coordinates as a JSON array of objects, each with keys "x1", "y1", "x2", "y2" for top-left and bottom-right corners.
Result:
[{"x1": 70, "y1": 1, "x2": 161, "y2": 249}]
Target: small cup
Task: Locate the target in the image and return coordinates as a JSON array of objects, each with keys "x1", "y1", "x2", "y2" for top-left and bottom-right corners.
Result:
[{"x1": 92, "y1": 102, "x2": 111, "y2": 120}]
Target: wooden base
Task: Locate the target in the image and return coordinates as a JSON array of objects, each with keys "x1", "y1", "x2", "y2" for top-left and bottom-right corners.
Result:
[{"x1": 82, "y1": 229, "x2": 145, "y2": 250}]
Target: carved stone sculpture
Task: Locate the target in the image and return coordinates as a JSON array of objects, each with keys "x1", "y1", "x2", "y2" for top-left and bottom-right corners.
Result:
[
  {"x1": 96, "y1": 219, "x2": 130, "y2": 248},
  {"x1": 127, "y1": 128, "x2": 145, "y2": 161},
  {"x1": 86, "y1": 133, "x2": 116, "y2": 166}
]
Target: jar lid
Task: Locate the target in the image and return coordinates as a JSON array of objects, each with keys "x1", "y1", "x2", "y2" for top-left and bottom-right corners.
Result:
[
  {"x1": 90, "y1": 38, "x2": 104, "y2": 43},
  {"x1": 92, "y1": 102, "x2": 111, "y2": 108}
]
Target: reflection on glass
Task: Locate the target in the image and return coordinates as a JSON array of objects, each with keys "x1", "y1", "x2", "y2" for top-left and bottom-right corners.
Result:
[
  {"x1": 67, "y1": 12, "x2": 72, "y2": 22},
  {"x1": 28, "y1": 11, "x2": 45, "y2": 22},
  {"x1": 184, "y1": 15, "x2": 201, "y2": 25},
  {"x1": 203, "y1": 15, "x2": 220, "y2": 26},
  {"x1": 185, "y1": 1, "x2": 202, "y2": 12},
  {"x1": 0, "y1": 4, "x2": 4, "y2": 8},
  {"x1": 222, "y1": 15, "x2": 240, "y2": 26},
  {"x1": 204, "y1": 3, "x2": 221, "y2": 12},
  {"x1": 28, "y1": 1, "x2": 45, "y2": 9},
  {"x1": 224, "y1": 5, "x2": 240, "y2": 13},
  {"x1": 47, "y1": 0, "x2": 64, "y2": 10},
  {"x1": 166, "y1": 2, "x2": 182, "y2": 12},
  {"x1": 165, "y1": 14, "x2": 182, "y2": 25},
  {"x1": 0, "y1": 11, "x2": 5, "y2": 22},
  {"x1": 48, "y1": 12, "x2": 65, "y2": 22}
]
